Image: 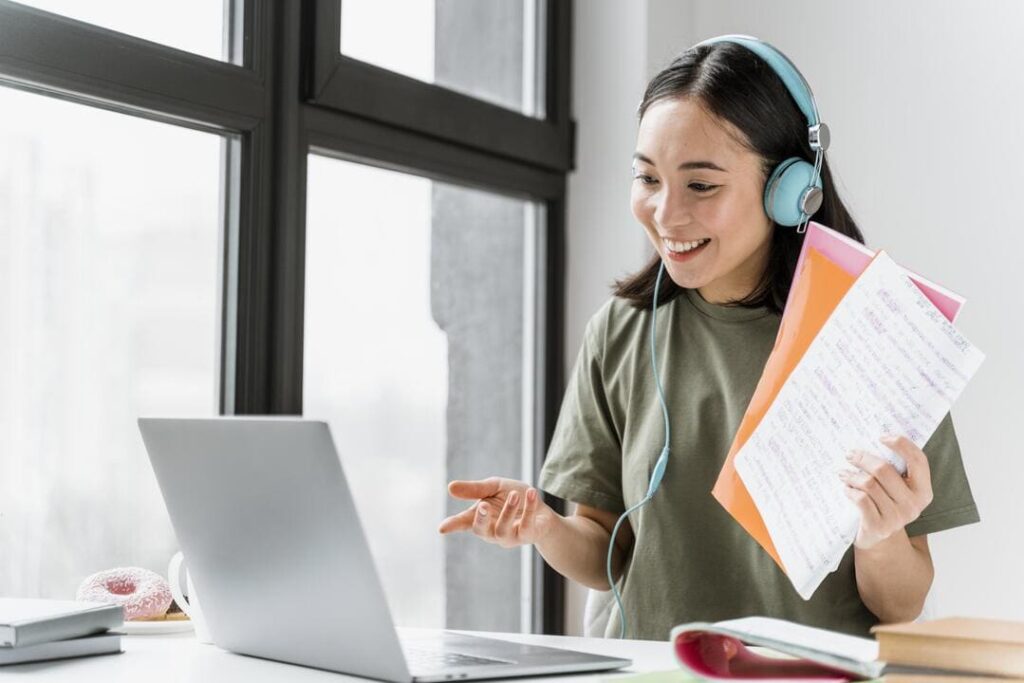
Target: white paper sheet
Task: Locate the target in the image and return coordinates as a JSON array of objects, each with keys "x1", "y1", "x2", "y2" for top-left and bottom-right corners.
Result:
[{"x1": 734, "y1": 251, "x2": 985, "y2": 599}]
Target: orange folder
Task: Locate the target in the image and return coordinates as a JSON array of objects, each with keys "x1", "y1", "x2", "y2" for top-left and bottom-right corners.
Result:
[
  {"x1": 713, "y1": 225, "x2": 966, "y2": 573},
  {"x1": 712, "y1": 246, "x2": 859, "y2": 570}
]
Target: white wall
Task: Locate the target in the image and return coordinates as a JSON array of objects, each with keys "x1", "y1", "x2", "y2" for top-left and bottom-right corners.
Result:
[{"x1": 565, "y1": 0, "x2": 1024, "y2": 634}]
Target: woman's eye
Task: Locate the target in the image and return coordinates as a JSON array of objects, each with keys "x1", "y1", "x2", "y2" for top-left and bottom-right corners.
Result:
[
  {"x1": 633, "y1": 174, "x2": 658, "y2": 185},
  {"x1": 689, "y1": 183, "x2": 717, "y2": 193}
]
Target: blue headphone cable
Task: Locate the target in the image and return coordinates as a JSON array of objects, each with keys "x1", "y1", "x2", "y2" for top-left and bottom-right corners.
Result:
[{"x1": 604, "y1": 259, "x2": 672, "y2": 639}]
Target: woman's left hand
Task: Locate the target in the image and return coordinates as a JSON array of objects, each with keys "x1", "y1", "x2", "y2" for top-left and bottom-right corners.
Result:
[{"x1": 839, "y1": 434, "x2": 934, "y2": 550}]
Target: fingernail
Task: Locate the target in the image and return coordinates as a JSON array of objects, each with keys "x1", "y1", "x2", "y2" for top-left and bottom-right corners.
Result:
[
  {"x1": 846, "y1": 452, "x2": 856, "y2": 462},
  {"x1": 478, "y1": 504, "x2": 488, "y2": 517},
  {"x1": 509, "y1": 492, "x2": 519, "y2": 505},
  {"x1": 880, "y1": 435, "x2": 897, "y2": 444},
  {"x1": 527, "y1": 488, "x2": 536, "y2": 501}
]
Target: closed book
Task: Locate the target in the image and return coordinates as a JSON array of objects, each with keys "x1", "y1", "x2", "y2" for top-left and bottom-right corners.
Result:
[
  {"x1": 0, "y1": 632, "x2": 121, "y2": 666},
  {"x1": 0, "y1": 598, "x2": 123, "y2": 648},
  {"x1": 872, "y1": 617, "x2": 1024, "y2": 679}
]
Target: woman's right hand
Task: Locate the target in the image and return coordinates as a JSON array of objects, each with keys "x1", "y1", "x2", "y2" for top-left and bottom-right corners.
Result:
[{"x1": 437, "y1": 477, "x2": 559, "y2": 548}]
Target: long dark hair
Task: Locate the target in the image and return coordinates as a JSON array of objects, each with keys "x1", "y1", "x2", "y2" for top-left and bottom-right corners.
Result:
[{"x1": 613, "y1": 40, "x2": 865, "y2": 314}]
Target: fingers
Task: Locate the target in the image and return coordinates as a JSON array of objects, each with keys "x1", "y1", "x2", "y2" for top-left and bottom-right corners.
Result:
[
  {"x1": 840, "y1": 458, "x2": 899, "y2": 522},
  {"x1": 438, "y1": 479, "x2": 544, "y2": 547},
  {"x1": 517, "y1": 488, "x2": 539, "y2": 538},
  {"x1": 844, "y1": 483, "x2": 883, "y2": 550},
  {"x1": 843, "y1": 483, "x2": 882, "y2": 527},
  {"x1": 844, "y1": 449, "x2": 914, "y2": 526},
  {"x1": 845, "y1": 450, "x2": 907, "y2": 506},
  {"x1": 881, "y1": 435, "x2": 933, "y2": 504},
  {"x1": 472, "y1": 500, "x2": 495, "y2": 538},
  {"x1": 493, "y1": 490, "x2": 521, "y2": 541},
  {"x1": 447, "y1": 477, "x2": 503, "y2": 501},
  {"x1": 437, "y1": 504, "x2": 478, "y2": 534},
  {"x1": 841, "y1": 437, "x2": 936, "y2": 550}
]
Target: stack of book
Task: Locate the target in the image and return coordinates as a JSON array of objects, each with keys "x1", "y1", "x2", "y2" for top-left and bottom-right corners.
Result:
[
  {"x1": 0, "y1": 598, "x2": 123, "y2": 666},
  {"x1": 873, "y1": 617, "x2": 1024, "y2": 682}
]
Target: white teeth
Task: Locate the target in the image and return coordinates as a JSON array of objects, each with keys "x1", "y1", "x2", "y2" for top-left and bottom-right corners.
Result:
[{"x1": 664, "y1": 237, "x2": 710, "y2": 253}]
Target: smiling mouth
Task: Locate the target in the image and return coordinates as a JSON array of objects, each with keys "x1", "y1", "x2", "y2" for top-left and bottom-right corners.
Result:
[{"x1": 663, "y1": 237, "x2": 711, "y2": 254}]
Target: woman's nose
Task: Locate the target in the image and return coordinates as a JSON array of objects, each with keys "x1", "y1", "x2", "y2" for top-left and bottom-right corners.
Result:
[{"x1": 652, "y1": 188, "x2": 692, "y2": 228}]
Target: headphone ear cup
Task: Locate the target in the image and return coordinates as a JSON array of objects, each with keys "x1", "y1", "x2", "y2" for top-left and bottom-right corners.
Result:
[{"x1": 763, "y1": 157, "x2": 823, "y2": 227}]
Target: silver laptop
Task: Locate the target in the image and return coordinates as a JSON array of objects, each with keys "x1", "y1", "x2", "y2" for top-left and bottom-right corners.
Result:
[{"x1": 138, "y1": 417, "x2": 631, "y2": 682}]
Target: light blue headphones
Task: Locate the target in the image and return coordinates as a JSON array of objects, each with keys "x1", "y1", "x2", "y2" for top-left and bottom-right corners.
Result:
[
  {"x1": 695, "y1": 34, "x2": 830, "y2": 233},
  {"x1": 606, "y1": 35, "x2": 828, "y2": 639}
]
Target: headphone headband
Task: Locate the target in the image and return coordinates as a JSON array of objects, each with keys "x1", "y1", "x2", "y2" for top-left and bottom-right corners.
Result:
[{"x1": 694, "y1": 34, "x2": 829, "y2": 153}]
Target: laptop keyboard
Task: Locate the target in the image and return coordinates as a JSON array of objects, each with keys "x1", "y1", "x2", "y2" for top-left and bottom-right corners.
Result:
[{"x1": 404, "y1": 646, "x2": 510, "y2": 672}]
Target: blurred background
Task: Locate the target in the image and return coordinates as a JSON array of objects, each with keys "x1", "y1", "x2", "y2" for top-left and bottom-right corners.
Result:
[{"x1": 0, "y1": 0, "x2": 1020, "y2": 637}]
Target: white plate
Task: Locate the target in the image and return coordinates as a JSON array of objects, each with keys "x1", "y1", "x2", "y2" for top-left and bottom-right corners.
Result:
[{"x1": 115, "y1": 618, "x2": 195, "y2": 635}]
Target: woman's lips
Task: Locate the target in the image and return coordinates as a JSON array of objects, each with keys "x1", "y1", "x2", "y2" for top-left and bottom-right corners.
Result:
[{"x1": 665, "y1": 239, "x2": 710, "y2": 262}]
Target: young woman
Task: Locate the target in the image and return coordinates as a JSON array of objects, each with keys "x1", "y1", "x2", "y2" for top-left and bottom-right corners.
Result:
[{"x1": 437, "y1": 37, "x2": 978, "y2": 640}]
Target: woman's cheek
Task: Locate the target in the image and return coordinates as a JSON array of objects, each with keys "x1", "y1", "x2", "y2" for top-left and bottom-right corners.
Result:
[
  {"x1": 629, "y1": 188, "x2": 649, "y2": 224},
  {"x1": 693, "y1": 194, "x2": 725, "y2": 224}
]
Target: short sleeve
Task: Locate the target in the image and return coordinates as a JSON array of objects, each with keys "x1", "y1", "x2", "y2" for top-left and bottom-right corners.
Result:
[
  {"x1": 903, "y1": 411, "x2": 980, "y2": 537},
  {"x1": 537, "y1": 313, "x2": 625, "y2": 514}
]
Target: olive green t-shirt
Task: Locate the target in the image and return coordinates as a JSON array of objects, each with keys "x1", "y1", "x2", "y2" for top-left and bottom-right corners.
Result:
[{"x1": 538, "y1": 289, "x2": 980, "y2": 641}]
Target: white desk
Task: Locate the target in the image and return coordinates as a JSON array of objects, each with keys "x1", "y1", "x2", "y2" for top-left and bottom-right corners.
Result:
[{"x1": 2, "y1": 630, "x2": 677, "y2": 682}]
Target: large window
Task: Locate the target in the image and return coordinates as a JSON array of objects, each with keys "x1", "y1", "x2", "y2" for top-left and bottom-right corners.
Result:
[
  {"x1": 14, "y1": 0, "x2": 228, "y2": 62},
  {"x1": 0, "y1": 84, "x2": 223, "y2": 597},
  {"x1": 304, "y1": 156, "x2": 544, "y2": 630},
  {"x1": 0, "y1": 0, "x2": 572, "y2": 634},
  {"x1": 340, "y1": 0, "x2": 545, "y2": 117}
]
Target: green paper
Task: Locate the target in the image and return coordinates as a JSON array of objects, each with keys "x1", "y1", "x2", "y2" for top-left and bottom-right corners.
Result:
[{"x1": 599, "y1": 670, "x2": 700, "y2": 683}]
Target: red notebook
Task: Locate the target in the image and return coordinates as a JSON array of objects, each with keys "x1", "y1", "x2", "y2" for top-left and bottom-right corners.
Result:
[{"x1": 670, "y1": 617, "x2": 883, "y2": 681}]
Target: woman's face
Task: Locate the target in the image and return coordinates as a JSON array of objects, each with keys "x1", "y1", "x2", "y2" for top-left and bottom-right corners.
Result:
[{"x1": 630, "y1": 96, "x2": 773, "y2": 304}]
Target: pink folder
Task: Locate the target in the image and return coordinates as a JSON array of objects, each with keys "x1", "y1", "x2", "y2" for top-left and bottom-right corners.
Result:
[{"x1": 786, "y1": 221, "x2": 964, "y2": 323}]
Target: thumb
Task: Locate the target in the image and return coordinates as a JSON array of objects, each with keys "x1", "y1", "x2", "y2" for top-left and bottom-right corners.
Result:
[{"x1": 447, "y1": 477, "x2": 503, "y2": 500}]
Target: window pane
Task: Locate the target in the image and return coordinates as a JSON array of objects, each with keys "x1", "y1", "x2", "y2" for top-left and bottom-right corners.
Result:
[
  {"x1": 340, "y1": 0, "x2": 545, "y2": 117},
  {"x1": 16, "y1": 0, "x2": 227, "y2": 63},
  {"x1": 304, "y1": 154, "x2": 542, "y2": 631},
  {"x1": 0, "y1": 85, "x2": 224, "y2": 598}
]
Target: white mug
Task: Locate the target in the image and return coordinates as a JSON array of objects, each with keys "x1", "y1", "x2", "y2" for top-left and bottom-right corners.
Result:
[{"x1": 167, "y1": 551, "x2": 213, "y2": 644}]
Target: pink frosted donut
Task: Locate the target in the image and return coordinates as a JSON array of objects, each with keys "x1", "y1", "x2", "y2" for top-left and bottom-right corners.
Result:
[{"x1": 76, "y1": 567, "x2": 173, "y2": 621}]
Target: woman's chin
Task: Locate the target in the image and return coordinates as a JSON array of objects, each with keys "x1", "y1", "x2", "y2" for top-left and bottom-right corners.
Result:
[{"x1": 663, "y1": 264, "x2": 710, "y2": 290}]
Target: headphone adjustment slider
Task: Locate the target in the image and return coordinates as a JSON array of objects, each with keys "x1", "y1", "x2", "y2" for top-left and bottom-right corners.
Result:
[{"x1": 808, "y1": 123, "x2": 830, "y2": 152}]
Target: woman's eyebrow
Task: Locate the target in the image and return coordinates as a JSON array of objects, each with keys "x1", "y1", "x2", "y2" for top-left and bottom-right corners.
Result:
[{"x1": 632, "y1": 152, "x2": 727, "y2": 172}]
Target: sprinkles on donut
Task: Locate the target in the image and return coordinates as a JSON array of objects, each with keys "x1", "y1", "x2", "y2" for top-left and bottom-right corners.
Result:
[{"x1": 76, "y1": 567, "x2": 173, "y2": 621}]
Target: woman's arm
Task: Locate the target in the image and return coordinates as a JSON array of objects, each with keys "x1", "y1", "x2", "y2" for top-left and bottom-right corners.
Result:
[
  {"x1": 842, "y1": 434, "x2": 935, "y2": 623},
  {"x1": 534, "y1": 503, "x2": 634, "y2": 591},
  {"x1": 854, "y1": 532, "x2": 933, "y2": 622}
]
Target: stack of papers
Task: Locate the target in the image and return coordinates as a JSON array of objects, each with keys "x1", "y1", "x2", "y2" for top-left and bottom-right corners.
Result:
[{"x1": 712, "y1": 222, "x2": 985, "y2": 599}]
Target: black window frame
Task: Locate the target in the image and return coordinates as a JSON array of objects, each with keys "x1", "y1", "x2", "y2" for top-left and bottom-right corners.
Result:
[
  {"x1": 0, "y1": 0, "x2": 572, "y2": 635},
  {"x1": 307, "y1": 0, "x2": 574, "y2": 173}
]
